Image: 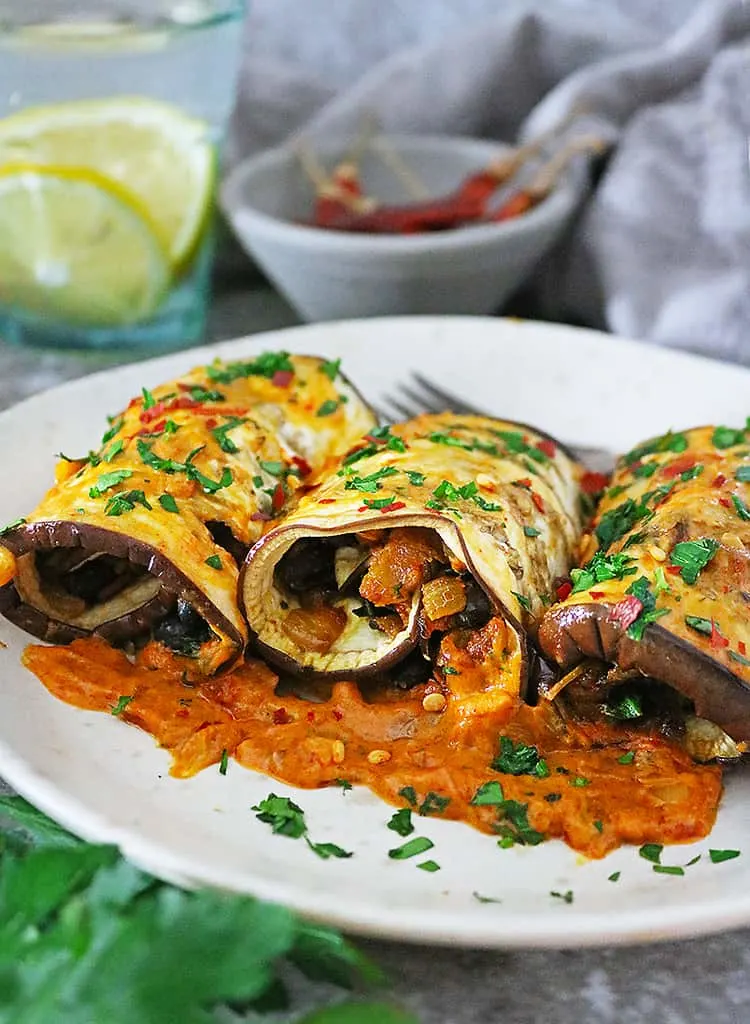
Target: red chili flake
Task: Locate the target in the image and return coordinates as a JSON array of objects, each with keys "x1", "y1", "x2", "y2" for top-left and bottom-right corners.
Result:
[
  {"x1": 514, "y1": 477, "x2": 533, "y2": 489},
  {"x1": 307, "y1": 710, "x2": 316, "y2": 722},
  {"x1": 581, "y1": 471, "x2": 609, "y2": 494},
  {"x1": 589, "y1": 590, "x2": 605, "y2": 599},
  {"x1": 739, "y1": 641, "x2": 747, "y2": 656},
  {"x1": 127, "y1": 397, "x2": 139, "y2": 410},
  {"x1": 272, "y1": 708, "x2": 291, "y2": 725},
  {"x1": 379, "y1": 501, "x2": 406, "y2": 514},
  {"x1": 556, "y1": 581, "x2": 573, "y2": 601},
  {"x1": 610, "y1": 595, "x2": 643, "y2": 631},
  {"x1": 318, "y1": 498, "x2": 336, "y2": 504},
  {"x1": 719, "y1": 497, "x2": 732, "y2": 508},
  {"x1": 272, "y1": 369, "x2": 294, "y2": 388},
  {"x1": 332, "y1": 709, "x2": 344, "y2": 721},
  {"x1": 537, "y1": 439, "x2": 557, "y2": 458},
  {"x1": 271, "y1": 483, "x2": 285, "y2": 512},
  {"x1": 176, "y1": 708, "x2": 190, "y2": 719},
  {"x1": 712, "y1": 473, "x2": 727, "y2": 488},
  {"x1": 531, "y1": 491, "x2": 546, "y2": 514},
  {"x1": 292, "y1": 455, "x2": 313, "y2": 477},
  {"x1": 662, "y1": 455, "x2": 696, "y2": 479},
  {"x1": 710, "y1": 621, "x2": 729, "y2": 649},
  {"x1": 666, "y1": 565, "x2": 682, "y2": 575},
  {"x1": 251, "y1": 510, "x2": 272, "y2": 522},
  {"x1": 358, "y1": 505, "x2": 369, "y2": 513},
  {"x1": 205, "y1": 418, "x2": 217, "y2": 429}
]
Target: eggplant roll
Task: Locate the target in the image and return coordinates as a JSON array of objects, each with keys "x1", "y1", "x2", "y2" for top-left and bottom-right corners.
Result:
[
  {"x1": 241, "y1": 413, "x2": 585, "y2": 715},
  {"x1": 538, "y1": 425, "x2": 750, "y2": 745},
  {"x1": 0, "y1": 351, "x2": 375, "y2": 675}
]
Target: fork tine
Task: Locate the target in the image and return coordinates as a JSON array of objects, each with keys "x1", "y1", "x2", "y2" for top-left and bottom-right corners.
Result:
[
  {"x1": 410, "y1": 373, "x2": 488, "y2": 416},
  {"x1": 383, "y1": 397, "x2": 419, "y2": 422},
  {"x1": 396, "y1": 383, "x2": 445, "y2": 414}
]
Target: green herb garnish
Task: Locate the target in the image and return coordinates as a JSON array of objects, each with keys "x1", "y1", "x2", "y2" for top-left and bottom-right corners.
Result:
[
  {"x1": 625, "y1": 576, "x2": 670, "y2": 641},
  {"x1": 211, "y1": 416, "x2": 248, "y2": 454},
  {"x1": 320, "y1": 358, "x2": 341, "y2": 381},
  {"x1": 595, "y1": 498, "x2": 651, "y2": 552},
  {"x1": 417, "y1": 860, "x2": 440, "y2": 873},
  {"x1": 388, "y1": 837, "x2": 434, "y2": 861},
  {"x1": 491, "y1": 737, "x2": 548, "y2": 778},
  {"x1": 88, "y1": 469, "x2": 133, "y2": 498},
  {"x1": 712, "y1": 426, "x2": 746, "y2": 449},
  {"x1": 570, "y1": 551, "x2": 636, "y2": 594},
  {"x1": 550, "y1": 890, "x2": 574, "y2": 904},
  {"x1": 639, "y1": 843, "x2": 663, "y2": 864},
  {"x1": 205, "y1": 555, "x2": 222, "y2": 570},
  {"x1": 104, "y1": 490, "x2": 152, "y2": 517},
  {"x1": 669, "y1": 538, "x2": 719, "y2": 584},
  {"x1": 387, "y1": 809, "x2": 414, "y2": 838},
  {"x1": 253, "y1": 793, "x2": 352, "y2": 859},
  {"x1": 344, "y1": 466, "x2": 399, "y2": 493},
  {"x1": 111, "y1": 695, "x2": 134, "y2": 716},
  {"x1": 685, "y1": 615, "x2": 712, "y2": 636},
  {"x1": 709, "y1": 849, "x2": 741, "y2": 863},
  {"x1": 158, "y1": 494, "x2": 179, "y2": 514},
  {"x1": 219, "y1": 749, "x2": 229, "y2": 775},
  {"x1": 206, "y1": 351, "x2": 293, "y2": 384},
  {"x1": 731, "y1": 493, "x2": 750, "y2": 521}
]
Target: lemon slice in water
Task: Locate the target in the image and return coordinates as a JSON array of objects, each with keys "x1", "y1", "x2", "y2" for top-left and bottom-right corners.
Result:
[
  {"x1": 0, "y1": 97, "x2": 215, "y2": 271},
  {"x1": 0, "y1": 165, "x2": 171, "y2": 327}
]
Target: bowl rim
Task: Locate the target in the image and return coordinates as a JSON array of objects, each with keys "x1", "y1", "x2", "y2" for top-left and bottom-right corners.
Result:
[{"x1": 220, "y1": 132, "x2": 584, "y2": 254}]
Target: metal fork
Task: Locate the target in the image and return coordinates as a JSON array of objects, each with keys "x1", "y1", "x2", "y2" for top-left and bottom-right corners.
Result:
[{"x1": 379, "y1": 372, "x2": 615, "y2": 471}]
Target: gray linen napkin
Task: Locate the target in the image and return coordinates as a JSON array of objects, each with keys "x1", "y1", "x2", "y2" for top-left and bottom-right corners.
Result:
[{"x1": 228, "y1": 0, "x2": 750, "y2": 363}]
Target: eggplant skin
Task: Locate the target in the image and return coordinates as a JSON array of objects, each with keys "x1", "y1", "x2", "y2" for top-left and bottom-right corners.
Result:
[
  {"x1": 0, "y1": 521, "x2": 245, "y2": 670},
  {"x1": 538, "y1": 603, "x2": 750, "y2": 742}
]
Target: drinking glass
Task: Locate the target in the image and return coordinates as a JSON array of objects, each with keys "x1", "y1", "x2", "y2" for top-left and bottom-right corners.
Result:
[{"x1": 0, "y1": 1, "x2": 246, "y2": 349}]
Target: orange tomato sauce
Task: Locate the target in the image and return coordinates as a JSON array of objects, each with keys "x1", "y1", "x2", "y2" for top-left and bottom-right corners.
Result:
[{"x1": 23, "y1": 636, "x2": 722, "y2": 858}]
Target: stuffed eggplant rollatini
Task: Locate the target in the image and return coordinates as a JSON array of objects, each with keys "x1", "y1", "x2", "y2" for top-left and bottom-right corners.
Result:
[
  {"x1": 241, "y1": 413, "x2": 585, "y2": 720},
  {"x1": 539, "y1": 424, "x2": 750, "y2": 751},
  {"x1": 0, "y1": 352, "x2": 375, "y2": 676}
]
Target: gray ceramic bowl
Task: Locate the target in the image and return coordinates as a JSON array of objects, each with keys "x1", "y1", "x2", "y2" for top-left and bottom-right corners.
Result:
[{"x1": 221, "y1": 135, "x2": 584, "y2": 322}]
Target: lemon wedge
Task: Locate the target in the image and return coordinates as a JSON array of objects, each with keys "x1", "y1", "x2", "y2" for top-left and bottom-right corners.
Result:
[
  {"x1": 0, "y1": 97, "x2": 215, "y2": 271},
  {"x1": 0, "y1": 165, "x2": 170, "y2": 327}
]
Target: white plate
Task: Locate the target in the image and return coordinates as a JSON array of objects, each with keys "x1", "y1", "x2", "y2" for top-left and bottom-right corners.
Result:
[{"x1": 1, "y1": 316, "x2": 748, "y2": 950}]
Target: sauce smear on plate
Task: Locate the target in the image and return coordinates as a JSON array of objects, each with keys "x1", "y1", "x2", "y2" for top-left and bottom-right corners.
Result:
[{"x1": 24, "y1": 637, "x2": 721, "y2": 859}]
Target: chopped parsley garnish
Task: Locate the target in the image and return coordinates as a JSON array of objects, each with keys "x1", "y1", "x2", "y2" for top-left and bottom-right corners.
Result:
[
  {"x1": 387, "y1": 809, "x2": 414, "y2": 838},
  {"x1": 398, "y1": 786, "x2": 418, "y2": 807},
  {"x1": 491, "y1": 737, "x2": 548, "y2": 778},
  {"x1": 731, "y1": 494, "x2": 750, "y2": 521},
  {"x1": 102, "y1": 439, "x2": 125, "y2": 463},
  {"x1": 206, "y1": 351, "x2": 293, "y2": 384},
  {"x1": 189, "y1": 386, "x2": 226, "y2": 404},
  {"x1": 158, "y1": 494, "x2": 179, "y2": 514},
  {"x1": 550, "y1": 890, "x2": 574, "y2": 904},
  {"x1": 419, "y1": 792, "x2": 450, "y2": 817},
  {"x1": 623, "y1": 431, "x2": 688, "y2": 466},
  {"x1": 428, "y1": 431, "x2": 498, "y2": 456},
  {"x1": 101, "y1": 417, "x2": 123, "y2": 446},
  {"x1": 617, "y1": 751, "x2": 635, "y2": 765},
  {"x1": 639, "y1": 843, "x2": 663, "y2": 864},
  {"x1": 141, "y1": 387, "x2": 156, "y2": 409},
  {"x1": 405, "y1": 470, "x2": 426, "y2": 486},
  {"x1": 632, "y1": 462, "x2": 658, "y2": 479},
  {"x1": 686, "y1": 855, "x2": 701, "y2": 867},
  {"x1": 604, "y1": 692, "x2": 643, "y2": 720},
  {"x1": 570, "y1": 776, "x2": 590, "y2": 788},
  {"x1": 137, "y1": 441, "x2": 232, "y2": 494},
  {"x1": 594, "y1": 820, "x2": 604, "y2": 833},
  {"x1": 709, "y1": 849, "x2": 741, "y2": 863},
  {"x1": 653, "y1": 566, "x2": 671, "y2": 595},
  {"x1": 729, "y1": 651, "x2": 750, "y2": 667},
  {"x1": 252, "y1": 793, "x2": 352, "y2": 858},
  {"x1": 417, "y1": 860, "x2": 441, "y2": 873},
  {"x1": 344, "y1": 466, "x2": 399, "y2": 492},
  {"x1": 219, "y1": 749, "x2": 229, "y2": 775},
  {"x1": 608, "y1": 871, "x2": 621, "y2": 882},
  {"x1": 105, "y1": 490, "x2": 152, "y2": 517},
  {"x1": 332, "y1": 778, "x2": 352, "y2": 792},
  {"x1": 205, "y1": 555, "x2": 222, "y2": 570},
  {"x1": 512, "y1": 592, "x2": 532, "y2": 612},
  {"x1": 570, "y1": 551, "x2": 636, "y2": 594},
  {"x1": 320, "y1": 358, "x2": 341, "y2": 381},
  {"x1": 88, "y1": 469, "x2": 133, "y2": 498},
  {"x1": 653, "y1": 865, "x2": 684, "y2": 876},
  {"x1": 625, "y1": 576, "x2": 669, "y2": 640},
  {"x1": 712, "y1": 426, "x2": 746, "y2": 449},
  {"x1": 0, "y1": 517, "x2": 26, "y2": 536},
  {"x1": 680, "y1": 464, "x2": 704, "y2": 482},
  {"x1": 473, "y1": 892, "x2": 503, "y2": 904},
  {"x1": 388, "y1": 837, "x2": 434, "y2": 860},
  {"x1": 111, "y1": 695, "x2": 134, "y2": 716},
  {"x1": 523, "y1": 525, "x2": 541, "y2": 537},
  {"x1": 492, "y1": 430, "x2": 549, "y2": 463},
  {"x1": 669, "y1": 538, "x2": 719, "y2": 584},
  {"x1": 259, "y1": 460, "x2": 285, "y2": 477},
  {"x1": 470, "y1": 782, "x2": 506, "y2": 806},
  {"x1": 685, "y1": 615, "x2": 712, "y2": 636},
  {"x1": 736, "y1": 466, "x2": 750, "y2": 482},
  {"x1": 595, "y1": 498, "x2": 650, "y2": 552},
  {"x1": 211, "y1": 416, "x2": 247, "y2": 454},
  {"x1": 362, "y1": 495, "x2": 399, "y2": 510},
  {"x1": 316, "y1": 398, "x2": 342, "y2": 417},
  {"x1": 342, "y1": 427, "x2": 406, "y2": 466}
]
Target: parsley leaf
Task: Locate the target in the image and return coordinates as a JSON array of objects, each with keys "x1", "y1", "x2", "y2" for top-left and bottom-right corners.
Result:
[
  {"x1": 206, "y1": 351, "x2": 294, "y2": 384},
  {"x1": 731, "y1": 493, "x2": 750, "y2": 521},
  {"x1": 205, "y1": 555, "x2": 222, "y2": 570},
  {"x1": 595, "y1": 498, "x2": 651, "y2": 552},
  {"x1": 253, "y1": 793, "x2": 352, "y2": 859},
  {"x1": 317, "y1": 398, "x2": 343, "y2": 417},
  {"x1": 685, "y1": 615, "x2": 712, "y2": 636},
  {"x1": 211, "y1": 416, "x2": 248, "y2": 454},
  {"x1": 158, "y1": 494, "x2": 179, "y2": 514},
  {"x1": 639, "y1": 843, "x2": 663, "y2": 864},
  {"x1": 512, "y1": 592, "x2": 532, "y2": 612},
  {"x1": 709, "y1": 849, "x2": 741, "y2": 863},
  {"x1": 712, "y1": 426, "x2": 746, "y2": 449},
  {"x1": 387, "y1": 809, "x2": 414, "y2": 838},
  {"x1": 669, "y1": 538, "x2": 719, "y2": 584},
  {"x1": 604, "y1": 691, "x2": 643, "y2": 720},
  {"x1": 105, "y1": 490, "x2": 152, "y2": 517},
  {"x1": 625, "y1": 576, "x2": 669, "y2": 641},
  {"x1": 0, "y1": 517, "x2": 27, "y2": 536},
  {"x1": 523, "y1": 525, "x2": 541, "y2": 537},
  {"x1": 344, "y1": 466, "x2": 399, "y2": 493},
  {"x1": 111, "y1": 695, "x2": 134, "y2": 716},
  {"x1": 491, "y1": 737, "x2": 548, "y2": 777},
  {"x1": 623, "y1": 431, "x2": 688, "y2": 466},
  {"x1": 189, "y1": 386, "x2": 226, "y2": 404},
  {"x1": 88, "y1": 469, "x2": 133, "y2": 498},
  {"x1": 419, "y1": 792, "x2": 450, "y2": 817},
  {"x1": 550, "y1": 889, "x2": 574, "y2": 904},
  {"x1": 405, "y1": 471, "x2": 426, "y2": 486},
  {"x1": 736, "y1": 466, "x2": 750, "y2": 483},
  {"x1": 388, "y1": 837, "x2": 434, "y2": 860},
  {"x1": 570, "y1": 551, "x2": 637, "y2": 594},
  {"x1": 320, "y1": 358, "x2": 341, "y2": 381}
]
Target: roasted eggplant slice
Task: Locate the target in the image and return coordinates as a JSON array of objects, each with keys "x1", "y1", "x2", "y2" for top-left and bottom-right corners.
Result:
[
  {"x1": 241, "y1": 413, "x2": 585, "y2": 718},
  {"x1": 0, "y1": 351, "x2": 376, "y2": 675},
  {"x1": 539, "y1": 424, "x2": 750, "y2": 743}
]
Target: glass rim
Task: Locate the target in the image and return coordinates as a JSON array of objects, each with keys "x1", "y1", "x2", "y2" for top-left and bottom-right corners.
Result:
[{"x1": 0, "y1": 2, "x2": 246, "y2": 39}]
